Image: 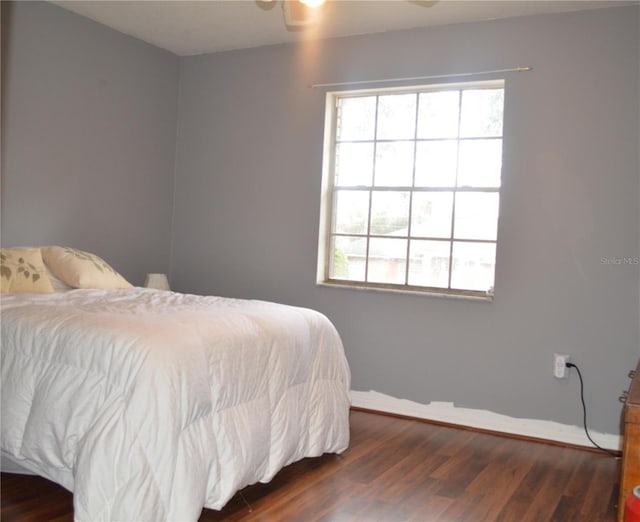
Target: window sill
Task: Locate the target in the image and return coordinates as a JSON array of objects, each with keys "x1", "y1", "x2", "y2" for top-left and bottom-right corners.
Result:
[{"x1": 316, "y1": 280, "x2": 494, "y2": 302}]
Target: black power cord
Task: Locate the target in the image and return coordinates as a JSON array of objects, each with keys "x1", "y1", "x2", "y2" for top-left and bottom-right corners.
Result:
[{"x1": 565, "y1": 362, "x2": 619, "y2": 458}]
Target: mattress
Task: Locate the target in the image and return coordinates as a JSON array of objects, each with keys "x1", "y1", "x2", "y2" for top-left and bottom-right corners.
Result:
[{"x1": 1, "y1": 288, "x2": 351, "y2": 521}]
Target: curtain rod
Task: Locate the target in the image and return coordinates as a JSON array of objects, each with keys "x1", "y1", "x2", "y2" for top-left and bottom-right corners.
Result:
[{"x1": 310, "y1": 66, "x2": 533, "y2": 89}]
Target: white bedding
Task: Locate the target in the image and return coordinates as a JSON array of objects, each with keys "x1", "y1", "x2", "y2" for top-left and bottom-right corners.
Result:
[{"x1": 1, "y1": 288, "x2": 351, "y2": 521}]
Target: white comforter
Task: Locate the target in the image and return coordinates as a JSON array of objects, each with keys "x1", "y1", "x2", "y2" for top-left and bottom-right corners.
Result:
[{"x1": 1, "y1": 288, "x2": 351, "y2": 521}]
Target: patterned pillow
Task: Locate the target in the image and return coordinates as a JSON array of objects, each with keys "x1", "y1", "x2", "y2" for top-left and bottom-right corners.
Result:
[
  {"x1": 41, "y1": 246, "x2": 132, "y2": 289},
  {"x1": 0, "y1": 248, "x2": 55, "y2": 294}
]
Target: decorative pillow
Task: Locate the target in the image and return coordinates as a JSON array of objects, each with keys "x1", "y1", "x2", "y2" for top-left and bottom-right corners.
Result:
[
  {"x1": 41, "y1": 246, "x2": 132, "y2": 289},
  {"x1": 0, "y1": 248, "x2": 55, "y2": 294},
  {"x1": 45, "y1": 265, "x2": 74, "y2": 291}
]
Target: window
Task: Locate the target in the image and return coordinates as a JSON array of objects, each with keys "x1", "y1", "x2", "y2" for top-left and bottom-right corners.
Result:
[{"x1": 317, "y1": 80, "x2": 505, "y2": 299}]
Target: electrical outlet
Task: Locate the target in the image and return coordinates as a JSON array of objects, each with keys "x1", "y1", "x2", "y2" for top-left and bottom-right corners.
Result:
[{"x1": 553, "y1": 353, "x2": 570, "y2": 379}]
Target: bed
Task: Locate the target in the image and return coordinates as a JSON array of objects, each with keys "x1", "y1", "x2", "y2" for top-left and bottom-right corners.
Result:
[{"x1": 0, "y1": 247, "x2": 351, "y2": 521}]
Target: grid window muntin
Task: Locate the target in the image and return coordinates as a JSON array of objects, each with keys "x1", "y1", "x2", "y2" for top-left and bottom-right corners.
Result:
[{"x1": 319, "y1": 80, "x2": 505, "y2": 299}]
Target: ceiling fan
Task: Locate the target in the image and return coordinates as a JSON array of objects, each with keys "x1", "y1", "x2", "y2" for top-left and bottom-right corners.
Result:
[{"x1": 258, "y1": 0, "x2": 438, "y2": 30}]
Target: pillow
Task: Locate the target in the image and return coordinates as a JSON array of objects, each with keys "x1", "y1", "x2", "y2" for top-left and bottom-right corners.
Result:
[
  {"x1": 41, "y1": 246, "x2": 132, "y2": 289},
  {"x1": 45, "y1": 265, "x2": 74, "y2": 291},
  {"x1": 0, "y1": 248, "x2": 55, "y2": 294}
]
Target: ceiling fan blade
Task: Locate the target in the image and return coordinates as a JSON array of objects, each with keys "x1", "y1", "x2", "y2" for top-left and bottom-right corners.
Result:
[
  {"x1": 406, "y1": 0, "x2": 438, "y2": 7},
  {"x1": 255, "y1": 0, "x2": 278, "y2": 11}
]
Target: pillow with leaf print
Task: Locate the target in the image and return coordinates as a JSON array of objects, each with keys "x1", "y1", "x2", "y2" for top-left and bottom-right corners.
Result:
[
  {"x1": 41, "y1": 246, "x2": 132, "y2": 289},
  {"x1": 0, "y1": 247, "x2": 55, "y2": 294}
]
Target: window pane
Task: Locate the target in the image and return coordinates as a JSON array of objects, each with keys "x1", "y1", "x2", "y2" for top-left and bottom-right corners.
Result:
[
  {"x1": 370, "y1": 191, "x2": 410, "y2": 236},
  {"x1": 377, "y1": 94, "x2": 416, "y2": 140},
  {"x1": 325, "y1": 82, "x2": 505, "y2": 296},
  {"x1": 411, "y1": 192, "x2": 453, "y2": 238},
  {"x1": 367, "y1": 238, "x2": 407, "y2": 284},
  {"x1": 334, "y1": 190, "x2": 369, "y2": 235},
  {"x1": 453, "y1": 193, "x2": 500, "y2": 241},
  {"x1": 330, "y1": 236, "x2": 366, "y2": 281},
  {"x1": 338, "y1": 96, "x2": 376, "y2": 141},
  {"x1": 415, "y1": 140, "x2": 458, "y2": 187},
  {"x1": 460, "y1": 89, "x2": 504, "y2": 138},
  {"x1": 374, "y1": 141, "x2": 414, "y2": 186},
  {"x1": 417, "y1": 91, "x2": 460, "y2": 139},
  {"x1": 451, "y1": 241, "x2": 496, "y2": 291},
  {"x1": 457, "y1": 139, "x2": 502, "y2": 188},
  {"x1": 335, "y1": 143, "x2": 374, "y2": 186},
  {"x1": 408, "y1": 240, "x2": 450, "y2": 288}
]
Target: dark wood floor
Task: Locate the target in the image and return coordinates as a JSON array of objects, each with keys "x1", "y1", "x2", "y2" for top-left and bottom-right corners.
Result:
[{"x1": 1, "y1": 410, "x2": 620, "y2": 521}]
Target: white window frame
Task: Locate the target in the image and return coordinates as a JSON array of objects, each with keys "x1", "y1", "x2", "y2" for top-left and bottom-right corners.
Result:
[{"x1": 317, "y1": 80, "x2": 505, "y2": 301}]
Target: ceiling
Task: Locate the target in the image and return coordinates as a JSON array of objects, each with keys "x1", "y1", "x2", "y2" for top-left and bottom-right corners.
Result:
[{"x1": 50, "y1": 0, "x2": 635, "y2": 56}]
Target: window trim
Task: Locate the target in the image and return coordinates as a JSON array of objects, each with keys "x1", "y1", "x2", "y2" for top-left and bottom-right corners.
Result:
[{"x1": 316, "y1": 80, "x2": 504, "y2": 301}]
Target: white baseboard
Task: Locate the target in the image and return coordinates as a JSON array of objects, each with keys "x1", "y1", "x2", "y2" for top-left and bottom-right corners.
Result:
[{"x1": 350, "y1": 390, "x2": 621, "y2": 451}]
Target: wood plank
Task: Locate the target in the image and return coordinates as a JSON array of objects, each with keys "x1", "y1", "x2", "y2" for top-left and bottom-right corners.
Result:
[{"x1": 1, "y1": 410, "x2": 620, "y2": 521}]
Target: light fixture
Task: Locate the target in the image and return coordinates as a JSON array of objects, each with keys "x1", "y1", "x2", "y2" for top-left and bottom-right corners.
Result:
[
  {"x1": 299, "y1": 0, "x2": 326, "y2": 7},
  {"x1": 144, "y1": 273, "x2": 170, "y2": 291},
  {"x1": 281, "y1": 0, "x2": 324, "y2": 27},
  {"x1": 264, "y1": 0, "x2": 326, "y2": 5}
]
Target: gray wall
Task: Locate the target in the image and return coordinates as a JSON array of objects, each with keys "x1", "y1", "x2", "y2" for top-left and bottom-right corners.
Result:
[
  {"x1": 172, "y1": 6, "x2": 640, "y2": 434},
  {"x1": 2, "y1": 1, "x2": 638, "y2": 436},
  {"x1": 1, "y1": 1, "x2": 179, "y2": 285}
]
